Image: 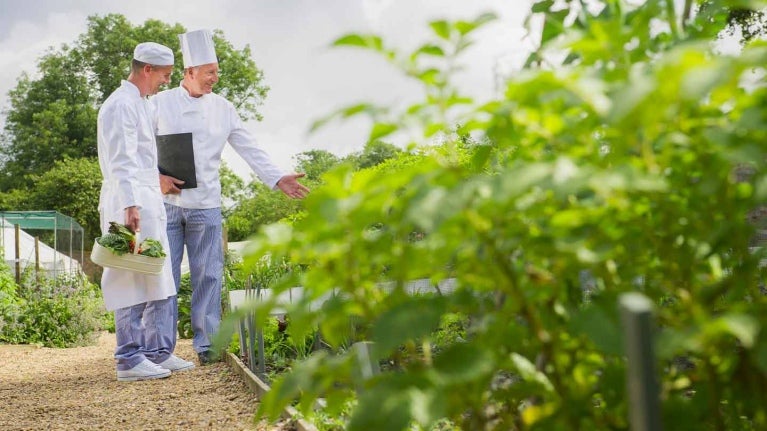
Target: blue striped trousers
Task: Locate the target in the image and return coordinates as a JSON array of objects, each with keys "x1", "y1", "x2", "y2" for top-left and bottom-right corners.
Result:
[
  {"x1": 114, "y1": 297, "x2": 174, "y2": 370},
  {"x1": 164, "y1": 204, "x2": 223, "y2": 354}
]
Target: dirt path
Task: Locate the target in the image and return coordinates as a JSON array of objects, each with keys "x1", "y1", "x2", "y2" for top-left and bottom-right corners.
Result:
[{"x1": 0, "y1": 332, "x2": 283, "y2": 431}]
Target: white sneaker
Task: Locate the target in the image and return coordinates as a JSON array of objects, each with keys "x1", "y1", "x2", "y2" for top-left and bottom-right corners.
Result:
[
  {"x1": 157, "y1": 354, "x2": 195, "y2": 372},
  {"x1": 117, "y1": 359, "x2": 171, "y2": 382}
]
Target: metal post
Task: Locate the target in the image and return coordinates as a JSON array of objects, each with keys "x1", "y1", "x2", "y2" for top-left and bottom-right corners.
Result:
[
  {"x1": 352, "y1": 341, "x2": 380, "y2": 392},
  {"x1": 619, "y1": 292, "x2": 663, "y2": 431},
  {"x1": 257, "y1": 327, "x2": 265, "y2": 376},
  {"x1": 245, "y1": 287, "x2": 257, "y2": 374},
  {"x1": 247, "y1": 311, "x2": 258, "y2": 373},
  {"x1": 54, "y1": 215, "x2": 58, "y2": 282},
  {"x1": 14, "y1": 224, "x2": 20, "y2": 284},
  {"x1": 236, "y1": 278, "x2": 249, "y2": 362},
  {"x1": 255, "y1": 282, "x2": 265, "y2": 377}
]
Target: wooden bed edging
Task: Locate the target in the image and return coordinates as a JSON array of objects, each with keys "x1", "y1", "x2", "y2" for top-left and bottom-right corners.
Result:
[{"x1": 225, "y1": 352, "x2": 318, "y2": 431}]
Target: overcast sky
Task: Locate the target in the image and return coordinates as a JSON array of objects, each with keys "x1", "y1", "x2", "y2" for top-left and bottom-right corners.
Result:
[{"x1": 0, "y1": 0, "x2": 535, "y2": 179}]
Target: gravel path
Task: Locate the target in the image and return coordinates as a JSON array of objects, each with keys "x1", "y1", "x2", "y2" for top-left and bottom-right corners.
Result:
[{"x1": 0, "y1": 332, "x2": 286, "y2": 431}]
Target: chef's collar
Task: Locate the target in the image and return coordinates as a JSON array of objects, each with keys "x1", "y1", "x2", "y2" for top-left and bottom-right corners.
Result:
[
  {"x1": 122, "y1": 80, "x2": 142, "y2": 98},
  {"x1": 179, "y1": 80, "x2": 208, "y2": 101}
]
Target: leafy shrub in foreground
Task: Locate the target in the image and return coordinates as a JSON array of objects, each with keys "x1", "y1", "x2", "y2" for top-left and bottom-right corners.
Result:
[{"x1": 223, "y1": 2, "x2": 767, "y2": 430}]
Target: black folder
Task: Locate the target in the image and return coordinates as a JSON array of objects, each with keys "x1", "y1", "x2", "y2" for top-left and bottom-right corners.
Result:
[{"x1": 156, "y1": 133, "x2": 197, "y2": 189}]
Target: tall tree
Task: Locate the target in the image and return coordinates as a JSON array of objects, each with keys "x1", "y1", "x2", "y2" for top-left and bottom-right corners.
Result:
[
  {"x1": 225, "y1": 181, "x2": 306, "y2": 242},
  {"x1": 347, "y1": 140, "x2": 403, "y2": 169},
  {"x1": 293, "y1": 149, "x2": 342, "y2": 181},
  {"x1": 1, "y1": 48, "x2": 97, "y2": 189}
]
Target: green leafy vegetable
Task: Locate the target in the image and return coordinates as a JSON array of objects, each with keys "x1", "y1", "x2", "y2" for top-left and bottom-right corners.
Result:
[{"x1": 97, "y1": 222, "x2": 166, "y2": 257}]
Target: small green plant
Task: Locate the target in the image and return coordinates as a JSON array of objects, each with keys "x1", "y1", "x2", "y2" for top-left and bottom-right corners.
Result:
[
  {"x1": 177, "y1": 272, "x2": 193, "y2": 339},
  {"x1": 0, "y1": 268, "x2": 107, "y2": 347},
  {"x1": 177, "y1": 250, "x2": 255, "y2": 339}
]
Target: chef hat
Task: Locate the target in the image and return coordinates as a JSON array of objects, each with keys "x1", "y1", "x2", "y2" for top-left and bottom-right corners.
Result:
[
  {"x1": 179, "y1": 29, "x2": 218, "y2": 68},
  {"x1": 133, "y1": 42, "x2": 174, "y2": 66}
]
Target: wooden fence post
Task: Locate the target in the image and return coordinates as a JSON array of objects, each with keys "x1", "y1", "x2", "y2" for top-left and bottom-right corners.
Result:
[
  {"x1": 35, "y1": 236, "x2": 40, "y2": 281},
  {"x1": 619, "y1": 292, "x2": 663, "y2": 431}
]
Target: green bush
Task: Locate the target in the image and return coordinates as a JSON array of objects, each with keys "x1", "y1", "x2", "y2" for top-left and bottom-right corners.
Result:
[
  {"x1": 228, "y1": 3, "x2": 767, "y2": 431},
  {"x1": 0, "y1": 270, "x2": 108, "y2": 347},
  {"x1": 0, "y1": 263, "x2": 21, "y2": 338}
]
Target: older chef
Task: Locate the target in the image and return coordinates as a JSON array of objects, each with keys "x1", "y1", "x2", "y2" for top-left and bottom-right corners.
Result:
[
  {"x1": 97, "y1": 42, "x2": 195, "y2": 381},
  {"x1": 152, "y1": 29, "x2": 309, "y2": 365}
]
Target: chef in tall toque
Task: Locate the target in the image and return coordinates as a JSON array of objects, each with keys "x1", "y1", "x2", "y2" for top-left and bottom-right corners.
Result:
[{"x1": 152, "y1": 29, "x2": 308, "y2": 365}]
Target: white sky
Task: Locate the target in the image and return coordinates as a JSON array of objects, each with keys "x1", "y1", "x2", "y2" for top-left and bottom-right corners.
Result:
[{"x1": 0, "y1": 0, "x2": 535, "y2": 180}]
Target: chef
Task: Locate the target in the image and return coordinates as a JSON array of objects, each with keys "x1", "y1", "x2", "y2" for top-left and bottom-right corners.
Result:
[
  {"x1": 97, "y1": 41, "x2": 195, "y2": 381},
  {"x1": 152, "y1": 29, "x2": 309, "y2": 365}
]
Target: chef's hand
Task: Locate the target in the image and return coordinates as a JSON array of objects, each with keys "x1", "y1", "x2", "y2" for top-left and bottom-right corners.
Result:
[
  {"x1": 276, "y1": 173, "x2": 310, "y2": 199},
  {"x1": 160, "y1": 174, "x2": 185, "y2": 195},
  {"x1": 125, "y1": 206, "x2": 140, "y2": 233}
]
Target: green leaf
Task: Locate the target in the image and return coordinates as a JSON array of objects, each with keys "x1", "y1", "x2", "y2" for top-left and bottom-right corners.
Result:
[
  {"x1": 369, "y1": 122, "x2": 398, "y2": 141},
  {"x1": 417, "y1": 68, "x2": 442, "y2": 85},
  {"x1": 429, "y1": 20, "x2": 451, "y2": 39},
  {"x1": 318, "y1": 295, "x2": 355, "y2": 348},
  {"x1": 756, "y1": 336, "x2": 767, "y2": 375},
  {"x1": 413, "y1": 44, "x2": 445, "y2": 57},
  {"x1": 257, "y1": 352, "x2": 328, "y2": 420},
  {"x1": 340, "y1": 103, "x2": 378, "y2": 118},
  {"x1": 371, "y1": 296, "x2": 446, "y2": 354},
  {"x1": 455, "y1": 12, "x2": 498, "y2": 36},
  {"x1": 332, "y1": 33, "x2": 384, "y2": 51},
  {"x1": 569, "y1": 304, "x2": 624, "y2": 356},
  {"x1": 473, "y1": 12, "x2": 498, "y2": 27},
  {"x1": 424, "y1": 122, "x2": 445, "y2": 137},
  {"x1": 348, "y1": 390, "x2": 411, "y2": 431},
  {"x1": 510, "y1": 353, "x2": 555, "y2": 392},
  {"x1": 433, "y1": 343, "x2": 495, "y2": 384},
  {"x1": 532, "y1": 0, "x2": 554, "y2": 13},
  {"x1": 704, "y1": 313, "x2": 760, "y2": 348},
  {"x1": 541, "y1": 9, "x2": 569, "y2": 45},
  {"x1": 409, "y1": 388, "x2": 447, "y2": 429},
  {"x1": 470, "y1": 144, "x2": 492, "y2": 170},
  {"x1": 309, "y1": 103, "x2": 385, "y2": 132}
]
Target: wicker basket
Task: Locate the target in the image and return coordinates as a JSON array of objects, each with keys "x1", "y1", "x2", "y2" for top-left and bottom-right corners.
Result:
[{"x1": 90, "y1": 240, "x2": 165, "y2": 275}]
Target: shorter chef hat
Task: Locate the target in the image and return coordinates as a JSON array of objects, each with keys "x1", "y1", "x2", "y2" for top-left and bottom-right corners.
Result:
[
  {"x1": 133, "y1": 42, "x2": 174, "y2": 66},
  {"x1": 179, "y1": 29, "x2": 218, "y2": 68}
]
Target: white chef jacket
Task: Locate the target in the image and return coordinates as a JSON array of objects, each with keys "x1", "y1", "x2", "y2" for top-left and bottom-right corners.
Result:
[
  {"x1": 96, "y1": 80, "x2": 176, "y2": 311},
  {"x1": 151, "y1": 83, "x2": 286, "y2": 209}
]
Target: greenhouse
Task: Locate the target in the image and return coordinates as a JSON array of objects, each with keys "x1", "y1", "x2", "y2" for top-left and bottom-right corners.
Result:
[{"x1": 0, "y1": 210, "x2": 84, "y2": 280}]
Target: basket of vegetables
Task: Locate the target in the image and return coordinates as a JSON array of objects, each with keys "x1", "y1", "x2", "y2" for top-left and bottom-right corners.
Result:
[{"x1": 90, "y1": 222, "x2": 167, "y2": 275}]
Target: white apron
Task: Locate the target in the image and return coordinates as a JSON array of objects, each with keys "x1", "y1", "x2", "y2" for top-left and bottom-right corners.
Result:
[{"x1": 98, "y1": 168, "x2": 176, "y2": 311}]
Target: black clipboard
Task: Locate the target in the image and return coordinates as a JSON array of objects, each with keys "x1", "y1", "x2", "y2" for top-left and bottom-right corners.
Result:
[{"x1": 156, "y1": 133, "x2": 197, "y2": 189}]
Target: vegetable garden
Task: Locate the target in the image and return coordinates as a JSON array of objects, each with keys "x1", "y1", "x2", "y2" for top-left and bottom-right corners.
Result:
[{"x1": 217, "y1": 1, "x2": 767, "y2": 430}]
